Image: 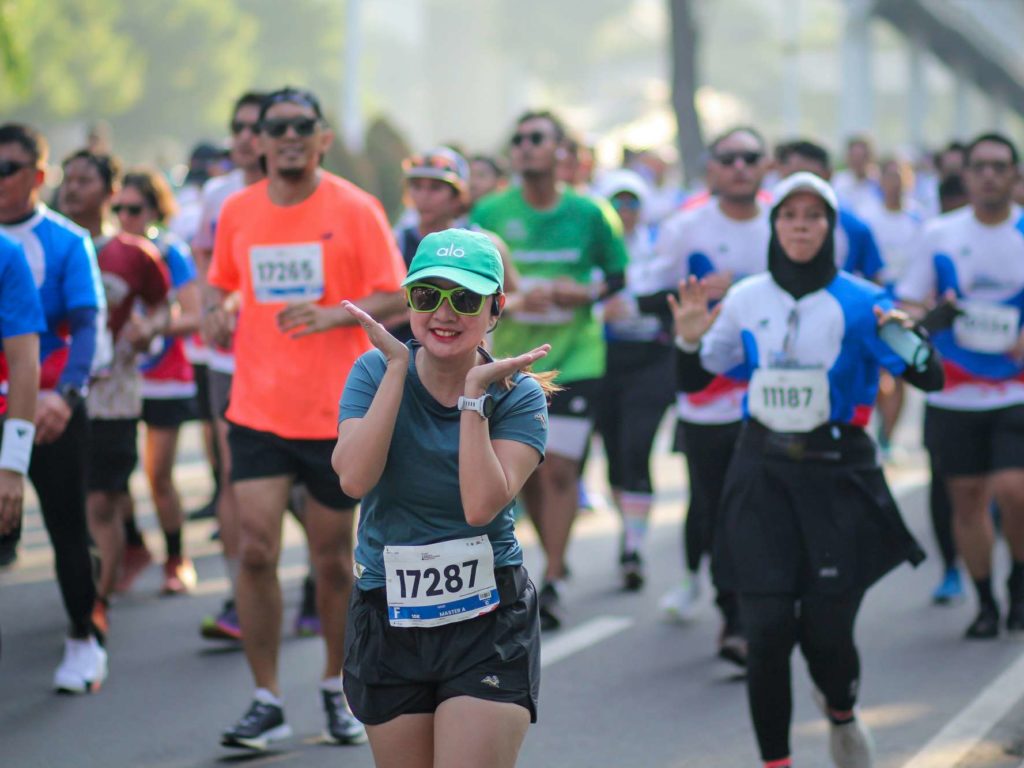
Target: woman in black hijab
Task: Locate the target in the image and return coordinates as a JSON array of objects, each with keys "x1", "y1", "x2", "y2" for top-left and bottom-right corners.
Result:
[{"x1": 671, "y1": 173, "x2": 944, "y2": 768}]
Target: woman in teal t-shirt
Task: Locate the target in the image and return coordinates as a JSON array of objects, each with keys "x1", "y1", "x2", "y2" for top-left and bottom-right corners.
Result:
[{"x1": 334, "y1": 228, "x2": 553, "y2": 768}]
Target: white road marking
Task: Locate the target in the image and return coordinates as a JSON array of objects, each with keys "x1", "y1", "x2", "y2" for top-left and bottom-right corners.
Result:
[
  {"x1": 540, "y1": 615, "x2": 634, "y2": 668},
  {"x1": 900, "y1": 647, "x2": 1024, "y2": 768}
]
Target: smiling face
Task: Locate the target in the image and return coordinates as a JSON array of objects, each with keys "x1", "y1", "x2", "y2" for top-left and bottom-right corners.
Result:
[
  {"x1": 408, "y1": 278, "x2": 495, "y2": 359},
  {"x1": 257, "y1": 100, "x2": 332, "y2": 181},
  {"x1": 773, "y1": 191, "x2": 830, "y2": 264}
]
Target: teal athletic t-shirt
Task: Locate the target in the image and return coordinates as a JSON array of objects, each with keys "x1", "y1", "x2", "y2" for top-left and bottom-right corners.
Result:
[
  {"x1": 470, "y1": 186, "x2": 629, "y2": 384},
  {"x1": 339, "y1": 342, "x2": 549, "y2": 590}
]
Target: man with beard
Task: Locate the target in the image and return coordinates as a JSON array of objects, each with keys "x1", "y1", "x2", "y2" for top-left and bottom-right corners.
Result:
[{"x1": 206, "y1": 87, "x2": 406, "y2": 750}]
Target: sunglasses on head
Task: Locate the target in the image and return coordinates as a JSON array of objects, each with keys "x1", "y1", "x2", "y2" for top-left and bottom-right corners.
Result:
[
  {"x1": 0, "y1": 159, "x2": 32, "y2": 179},
  {"x1": 406, "y1": 283, "x2": 487, "y2": 316},
  {"x1": 230, "y1": 120, "x2": 261, "y2": 136},
  {"x1": 714, "y1": 151, "x2": 763, "y2": 167},
  {"x1": 260, "y1": 116, "x2": 319, "y2": 138},
  {"x1": 511, "y1": 131, "x2": 549, "y2": 148},
  {"x1": 112, "y1": 203, "x2": 145, "y2": 216}
]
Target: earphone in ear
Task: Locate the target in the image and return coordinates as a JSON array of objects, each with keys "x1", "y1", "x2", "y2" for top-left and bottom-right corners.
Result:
[{"x1": 491, "y1": 297, "x2": 502, "y2": 316}]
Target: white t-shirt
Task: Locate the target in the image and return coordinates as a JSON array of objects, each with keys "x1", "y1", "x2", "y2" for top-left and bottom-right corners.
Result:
[
  {"x1": 832, "y1": 170, "x2": 882, "y2": 218},
  {"x1": 651, "y1": 199, "x2": 771, "y2": 423},
  {"x1": 896, "y1": 206, "x2": 1024, "y2": 410},
  {"x1": 193, "y1": 170, "x2": 248, "y2": 374},
  {"x1": 862, "y1": 203, "x2": 924, "y2": 286}
]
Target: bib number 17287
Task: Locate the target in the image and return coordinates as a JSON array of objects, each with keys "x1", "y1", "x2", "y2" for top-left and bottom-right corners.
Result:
[
  {"x1": 383, "y1": 535, "x2": 499, "y2": 628},
  {"x1": 395, "y1": 560, "x2": 479, "y2": 599}
]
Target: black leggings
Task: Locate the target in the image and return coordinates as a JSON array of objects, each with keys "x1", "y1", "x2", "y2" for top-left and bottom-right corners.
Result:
[
  {"x1": 29, "y1": 406, "x2": 95, "y2": 638},
  {"x1": 923, "y1": 406, "x2": 957, "y2": 570},
  {"x1": 740, "y1": 591, "x2": 864, "y2": 762}
]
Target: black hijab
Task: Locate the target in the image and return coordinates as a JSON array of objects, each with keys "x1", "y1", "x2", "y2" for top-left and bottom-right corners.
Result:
[{"x1": 768, "y1": 200, "x2": 837, "y2": 300}]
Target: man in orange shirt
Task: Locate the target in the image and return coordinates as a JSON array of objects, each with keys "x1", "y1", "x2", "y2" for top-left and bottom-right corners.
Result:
[{"x1": 205, "y1": 87, "x2": 406, "y2": 751}]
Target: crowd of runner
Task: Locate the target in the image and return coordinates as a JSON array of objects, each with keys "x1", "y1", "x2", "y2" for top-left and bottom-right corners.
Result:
[{"x1": 2, "y1": 85, "x2": 1024, "y2": 768}]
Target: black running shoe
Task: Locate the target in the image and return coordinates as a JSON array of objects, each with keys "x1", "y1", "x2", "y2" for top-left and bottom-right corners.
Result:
[
  {"x1": 0, "y1": 538, "x2": 18, "y2": 568},
  {"x1": 538, "y1": 582, "x2": 563, "y2": 632},
  {"x1": 718, "y1": 632, "x2": 748, "y2": 668},
  {"x1": 965, "y1": 604, "x2": 1000, "y2": 640},
  {"x1": 221, "y1": 700, "x2": 293, "y2": 750},
  {"x1": 620, "y1": 551, "x2": 645, "y2": 592},
  {"x1": 321, "y1": 689, "x2": 367, "y2": 745}
]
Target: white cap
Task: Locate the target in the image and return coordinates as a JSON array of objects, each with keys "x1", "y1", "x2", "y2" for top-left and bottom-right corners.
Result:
[
  {"x1": 771, "y1": 172, "x2": 838, "y2": 213},
  {"x1": 594, "y1": 168, "x2": 650, "y2": 208}
]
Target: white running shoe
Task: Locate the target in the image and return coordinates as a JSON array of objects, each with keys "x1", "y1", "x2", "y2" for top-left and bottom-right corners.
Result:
[
  {"x1": 659, "y1": 577, "x2": 701, "y2": 623},
  {"x1": 54, "y1": 636, "x2": 108, "y2": 694},
  {"x1": 812, "y1": 688, "x2": 875, "y2": 768}
]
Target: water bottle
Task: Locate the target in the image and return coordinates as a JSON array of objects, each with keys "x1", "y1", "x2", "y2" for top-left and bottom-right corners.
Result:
[{"x1": 879, "y1": 320, "x2": 930, "y2": 372}]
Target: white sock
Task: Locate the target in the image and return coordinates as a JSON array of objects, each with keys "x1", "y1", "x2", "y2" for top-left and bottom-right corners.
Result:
[
  {"x1": 320, "y1": 676, "x2": 342, "y2": 694},
  {"x1": 254, "y1": 687, "x2": 282, "y2": 706}
]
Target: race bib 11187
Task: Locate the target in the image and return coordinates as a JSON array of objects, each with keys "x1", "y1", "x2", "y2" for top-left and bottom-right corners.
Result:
[{"x1": 748, "y1": 367, "x2": 830, "y2": 433}]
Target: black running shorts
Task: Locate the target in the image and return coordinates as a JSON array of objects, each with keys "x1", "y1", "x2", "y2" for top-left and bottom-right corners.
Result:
[
  {"x1": 87, "y1": 418, "x2": 138, "y2": 493},
  {"x1": 141, "y1": 397, "x2": 197, "y2": 428},
  {"x1": 343, "y1": 565, "x2": 540, "y2": 725},
  {"x1": 924, "y1": 404, "x2": 1024, "y2": 477},
  {"x1": 227, "y1": 421, "x2": 357, "y2": 510}
]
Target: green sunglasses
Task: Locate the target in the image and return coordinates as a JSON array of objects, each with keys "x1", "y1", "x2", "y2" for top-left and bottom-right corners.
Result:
[{"x1": 405, "y1": 283, "x2": 487, "y2": 316}]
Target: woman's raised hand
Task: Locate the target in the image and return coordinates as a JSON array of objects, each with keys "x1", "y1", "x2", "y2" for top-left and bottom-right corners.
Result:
[
  {"x1": 341, "y1": 300, "x2": 410, "y2": 366},
  {"x1": 667, "y1": 277, "x2": 721, "y2": 346},
  {"x1": 464, "y1": 345, "x2": 551, "y2": 396}
]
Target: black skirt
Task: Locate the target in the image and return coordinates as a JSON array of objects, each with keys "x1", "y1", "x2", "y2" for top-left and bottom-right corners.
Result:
[{"x1": 713, "y1": 421, "x2": 926, "y2": 595}]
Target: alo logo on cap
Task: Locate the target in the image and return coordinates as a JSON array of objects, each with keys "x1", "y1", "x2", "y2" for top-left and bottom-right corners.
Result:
[{"x1": 437, "y1": 243, "x2": 465, "y2": 258}]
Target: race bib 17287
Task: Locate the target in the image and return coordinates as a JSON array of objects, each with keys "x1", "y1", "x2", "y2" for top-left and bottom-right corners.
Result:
[
  {"x1": 383, "y1": 535, "x2": 499, "y2": 628},
  {"x1": 748, "y1": 367, "x2": 831, "y2": 433},
  {"x1": 249, "y1": 243, "x2": 325, "y2": 303}
]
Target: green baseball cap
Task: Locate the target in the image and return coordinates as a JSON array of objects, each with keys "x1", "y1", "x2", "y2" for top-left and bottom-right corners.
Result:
[{"x1": 402, "y1": 229, "x2": 504, "y2": 295}]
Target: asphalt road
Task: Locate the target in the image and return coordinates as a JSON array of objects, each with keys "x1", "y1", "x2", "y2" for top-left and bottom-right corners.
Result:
[{"x1": 2, "y1": 414, "x2": 1024, "y2": 768}]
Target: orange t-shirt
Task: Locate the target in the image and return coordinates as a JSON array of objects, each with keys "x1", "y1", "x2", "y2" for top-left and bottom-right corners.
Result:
[{"x1": 208, "y1": 173, "x2": 405, "y2": 439}]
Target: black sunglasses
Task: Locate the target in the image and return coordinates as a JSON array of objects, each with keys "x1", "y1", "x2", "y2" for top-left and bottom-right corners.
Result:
[
  {"x1": 260, "y1": 117, "x2": 319, "y2": 138},
  {"x1": 112, "y1": 204, "x2": 145, "y2": 216},
  {"x1": 230, "y1": 120, "x2": 261, "y2": 136},
  {"x1": 713, "y1": 151, "x2": 763, "y2": 167},
  {"x1": 511, "y1": 131, "x2": 549, "y2": 148},
  {"x1": 0, "y1": 159, "x2": 32, "y2": 179}
]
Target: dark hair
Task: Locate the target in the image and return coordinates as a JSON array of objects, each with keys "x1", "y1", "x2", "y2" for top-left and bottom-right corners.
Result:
[
  {"x1": 933, "y1": 141, "x2": 966, "y2": 168},
  {"x1": 62, "y1": 149, "x2": 120, "y2": 193},
  {"x1": 514, "y1": 110, "x2": 566, "y2": 142},
  {"x1": 708, "y1": 126, "x2": 766, "y2": 155},
  {"x1": 259, "y1": 86, "x2": 324, "y2": 122},
  {"x1": 780, "y1": 139, "x2": 831, "y2": 172},
  {"x1": 233, "y1": 91, "x2": 268, "y2": 119},
  {"x1": 0, "y1": 123, "x2": 48, "y2": 166},
  {"x1": 122, "y1": 167, "x2": 178, "y2": 223},
  {"x1": 470, "y1": 154, "x2": 506, "y2": 178},
  {"x1": 965, "y1": 132, "x2": 1020, "y2": 166}
]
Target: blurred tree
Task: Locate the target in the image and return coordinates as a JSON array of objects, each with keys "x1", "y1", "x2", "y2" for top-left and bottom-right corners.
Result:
[
  {"x1": 669, "y1": 0, "x2": 704, "y2": 185},
  {"x1": 0, "y1": 0, "x2": 140, "y2": 119},
  {"x1": 364, "y1": 117, "x2": 412, "y2": 221}
]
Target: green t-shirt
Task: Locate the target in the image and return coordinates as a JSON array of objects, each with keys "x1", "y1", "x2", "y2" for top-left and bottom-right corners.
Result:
[{"x1": 471, "y1": 186, "x2": 629, "y2": 383}]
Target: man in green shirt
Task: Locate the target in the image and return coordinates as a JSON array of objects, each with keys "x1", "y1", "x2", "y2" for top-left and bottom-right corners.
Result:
[{"x1": 471, "y1": 110, "x2": 628, "y2": 630}]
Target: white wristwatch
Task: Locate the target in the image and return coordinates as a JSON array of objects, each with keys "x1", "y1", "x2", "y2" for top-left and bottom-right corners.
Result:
[{"x1": 457, "y1": 394, "x2": 495, "y2": 420}]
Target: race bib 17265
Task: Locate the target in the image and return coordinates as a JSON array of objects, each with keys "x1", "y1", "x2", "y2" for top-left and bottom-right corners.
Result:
[{"x1": 249, "y1": 243, "x2": 325, "y2": 303}]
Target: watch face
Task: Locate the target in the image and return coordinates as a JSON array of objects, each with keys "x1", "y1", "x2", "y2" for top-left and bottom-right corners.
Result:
[{"x1": 481, "y1": 395, "x2": 496, "y2": 419}]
